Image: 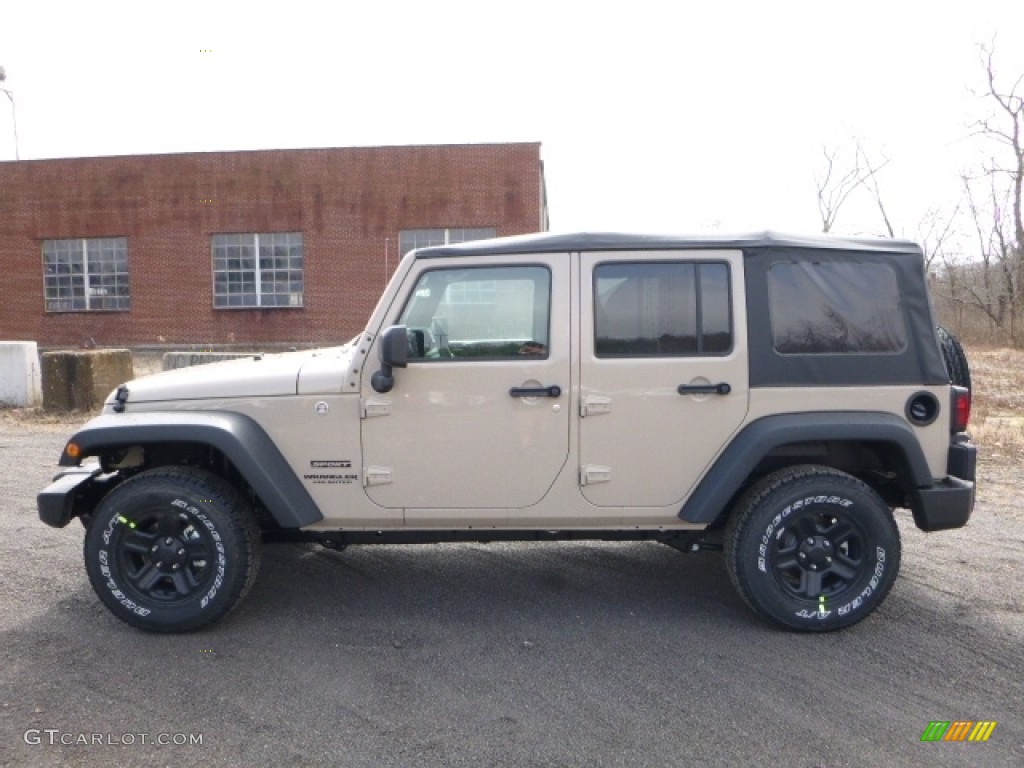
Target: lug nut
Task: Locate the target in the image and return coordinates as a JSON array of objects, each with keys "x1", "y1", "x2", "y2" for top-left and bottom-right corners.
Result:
[
  {"x1": 810, "y1": 564, "x2": 818, "y2": 570},
  {"x1": 806, "y1": 537, "x2": 815, "y2": 545},
  {"x1": 156, "y1": 561, "x2": 163, "y2": 568},
  {"x1": 798, "y1": 552, "x2": 807, "y2": 559},
  {"x1": 151, "y1": 545, "x2": 158, "y2": 553},
  {"x1": 825, "y1": 556, "x2": 832, "y2": 563},
  {"x1": 177, "y1": 548, "x2": 185, "y2": 556},
  {"x1": 165, "y1": 537, "x2": 173, "y2": 545}
]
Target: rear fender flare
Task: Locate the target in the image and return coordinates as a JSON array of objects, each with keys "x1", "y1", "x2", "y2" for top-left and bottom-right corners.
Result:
[{"x1": 679, "y1": 412, "x2": 934, "y2": 524}]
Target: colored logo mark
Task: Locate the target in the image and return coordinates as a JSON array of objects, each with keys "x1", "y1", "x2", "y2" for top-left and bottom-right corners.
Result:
[{"x1": 921, "y1": 721, "x2": 997, "y2": 742}]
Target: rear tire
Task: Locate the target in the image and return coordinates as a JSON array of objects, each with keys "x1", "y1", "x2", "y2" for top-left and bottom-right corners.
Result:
[
  {"x1": 83, "y1": 466, "x2": 261, "y2": 633},
  {"x1": 725, "y1": 466, "x2": 900, "y2": 631}
]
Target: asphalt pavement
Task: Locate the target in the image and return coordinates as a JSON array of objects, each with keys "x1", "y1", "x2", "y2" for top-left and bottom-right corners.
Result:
[{"x1": 1, "y1": 421, "x2": 1021, "y2": 767}]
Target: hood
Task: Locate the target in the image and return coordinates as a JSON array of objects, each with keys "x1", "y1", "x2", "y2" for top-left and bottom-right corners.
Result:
[{"x1": 111, "y1": 346, "x2": 356, "y2": 405}]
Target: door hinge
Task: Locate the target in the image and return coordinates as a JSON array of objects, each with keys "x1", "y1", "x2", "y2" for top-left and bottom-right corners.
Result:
[
  {"x1": 363, "y1": 466, "x2": 393, "y2": 487},
  {"x1": 580, "y1": 395, "x2": 612, "y2": 418},
  {"x1": 361, "y1": 398, "x2": 392, "y2": 419},
  {"x1": 580, "y1": 465, "x2": 612, "y2": 485}
]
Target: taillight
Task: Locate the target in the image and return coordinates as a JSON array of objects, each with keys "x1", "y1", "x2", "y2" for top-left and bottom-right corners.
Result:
[{"x1": 951, "y1": 386, "x2": 971, "y2": 432}]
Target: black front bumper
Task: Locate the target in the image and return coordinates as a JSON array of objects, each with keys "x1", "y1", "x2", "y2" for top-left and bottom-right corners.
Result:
[
  {"x1": 37, "y1": 467, "x2": 102, "y2": 528},
  {"x1": 910, "y1": 441, "x2": 977, "y2": 532}
]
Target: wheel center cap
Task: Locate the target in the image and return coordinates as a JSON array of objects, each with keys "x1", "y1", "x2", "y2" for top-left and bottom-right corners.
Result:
[
  {"x1": 797, "y1": 536, "x2": 834, "y2": 569},
  {"x1": 152, "y1": 536, "x2": 188, "y2": 570}
]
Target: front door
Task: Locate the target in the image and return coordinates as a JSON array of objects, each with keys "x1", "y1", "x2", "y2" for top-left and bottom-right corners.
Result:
[
  {"x1": 578, "y1": 250, "x2": 749, "y2": 508},
  {"x1": 361, "y1": 254, "x2": 571, "y2": 511}
]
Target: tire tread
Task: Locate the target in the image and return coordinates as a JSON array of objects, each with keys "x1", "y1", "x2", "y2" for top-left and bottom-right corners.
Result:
[
  {"x1": 724, "y1": 465, "x2": 900, "y2": 631},
  {"x1": 84, "y1": 466, "x2": 261, "y2": 633}
]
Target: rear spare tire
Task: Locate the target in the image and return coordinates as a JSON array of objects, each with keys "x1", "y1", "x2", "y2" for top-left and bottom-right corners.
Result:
[{"x1": 937, "y1": 325, "x2": 971, "y2": 392}]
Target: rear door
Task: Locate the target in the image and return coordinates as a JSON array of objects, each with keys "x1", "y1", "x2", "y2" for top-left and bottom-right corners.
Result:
[{"x1": 578, "y1": 250, "x2": 749, "y2": 507}]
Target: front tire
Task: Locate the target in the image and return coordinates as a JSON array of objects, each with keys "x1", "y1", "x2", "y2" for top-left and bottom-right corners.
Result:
[
  {"x1": 725, "y1": 466, "x2": 900, "y2": 631},
  {"x1": 83, "y1": 466, "x2": 261, "y2": 632}
]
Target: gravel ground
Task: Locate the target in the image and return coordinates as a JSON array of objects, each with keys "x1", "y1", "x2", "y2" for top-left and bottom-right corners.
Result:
[{"x1": 1, "y1": 408, "x2": 1021, "y2": 767}]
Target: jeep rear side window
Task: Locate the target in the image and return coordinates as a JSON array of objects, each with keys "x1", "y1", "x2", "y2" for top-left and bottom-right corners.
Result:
[
  {"x1": 594, "y1": 262, "x2": 731, "y2": 357},
  {"x1": 768, "y1": 262, "x2": 907, "y2": 354},
  {"x1": 398, "y1": 265, "x2": 550, "y2": 360}
]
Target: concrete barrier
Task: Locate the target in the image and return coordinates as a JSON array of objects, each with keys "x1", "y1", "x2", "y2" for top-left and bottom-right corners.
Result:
[
  {"x1": 162, "y1": 351, "x2": 256, "y2": 370},
  {"x1": 0, "y1": 341, "x2": 43, "y2": 407},
  {"x1": 40, "y1": 349, "x2": 133, "y2": 411}
]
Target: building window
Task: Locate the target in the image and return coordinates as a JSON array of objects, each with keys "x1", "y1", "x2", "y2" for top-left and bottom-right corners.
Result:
[
  {"x1": 594, "y1": 262, "x2": 732, "y2": 357},
  {"x1": 445, "y1": 280, "x2": 497, "y2": 305},
  {"x1": 43, "y1": 237, "x2": 130, "y2": 312},
  {"x1": 212, "y1": 232, "x2": 304, "y2": 308},
  {"x1": 398, "y1": 227, "x2": 496, "y2": 257}
]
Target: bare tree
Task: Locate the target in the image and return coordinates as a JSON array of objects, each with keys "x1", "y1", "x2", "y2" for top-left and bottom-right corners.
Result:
[
  {"x1": 812, "y1": 49, "x2": 1024, "y2": 346},
  {"x1": 918, "y1": 203, "x2": 961, "y2": 272},
  {"x1": 976, "y1": 45, "x2": 1024, "y2": 256},
  {"x1": 816, "y1": 145, "x2": 863, "y2": 233},
  {"x1": 858, "y1": 144, "x2": 895, "y2": 237},
  {"x1": 814, "y1": 140, "x2": 891, "y2": 235},
  {"x1": 958, "y1": 171, "x2": 1018, "y2": 341},
  {"x1": 954, "y1": 45, "x2": 1024, "y2": 346}
]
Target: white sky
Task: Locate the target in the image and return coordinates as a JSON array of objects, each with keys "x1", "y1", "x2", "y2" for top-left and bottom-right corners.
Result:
[{"x1": 2, "y1": 0, "x2": 1024, "y2": 243}]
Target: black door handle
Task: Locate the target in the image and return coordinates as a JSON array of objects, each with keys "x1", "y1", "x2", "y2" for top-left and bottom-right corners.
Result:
[
  {"x1": 510, "y1": 385, "x2": 562, "y2": 398},
  {"x1": 677, "y1": 382, "x2": 731, "y2": 395}
]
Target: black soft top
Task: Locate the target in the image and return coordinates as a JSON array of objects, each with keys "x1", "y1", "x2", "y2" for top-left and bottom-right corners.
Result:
[
  {"x1": 415, "y1": 231, "x2": 924, "y2": 258},
  {"x1": 416, "y1": 230, "x2": 947, "y2": 389}
]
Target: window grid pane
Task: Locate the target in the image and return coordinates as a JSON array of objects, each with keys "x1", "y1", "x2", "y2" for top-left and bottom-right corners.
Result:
[
  {"x1": 446, "y1": 228, "x2": 496, "y2": 244},
  {"x1": 212, "y1": 232, "x2": 304, "y2": 309},
  {"x1": 398, "y1": 227, "x2": 497, "y2": 257},
  {"x1": 42, "y1": 237, "x2": 129, "y2": 312}
]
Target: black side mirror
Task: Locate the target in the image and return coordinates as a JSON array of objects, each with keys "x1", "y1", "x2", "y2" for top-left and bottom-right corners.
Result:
[{"x1": 371, "y1": 325, "x2": 408, "y2": 393}]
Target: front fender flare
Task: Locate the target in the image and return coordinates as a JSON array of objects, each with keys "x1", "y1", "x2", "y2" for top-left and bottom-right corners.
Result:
[{"x1": 59, "y1": 411, "x2": 323, "y2": 528}]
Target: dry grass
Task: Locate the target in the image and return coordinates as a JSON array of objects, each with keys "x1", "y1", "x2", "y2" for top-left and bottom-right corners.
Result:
[
  {"x1": 966, "y1": 346, "x2": 1024, "y2": 462},
  {"x1": 0, "y1": 406, "x2": 85, "y2": 427}
]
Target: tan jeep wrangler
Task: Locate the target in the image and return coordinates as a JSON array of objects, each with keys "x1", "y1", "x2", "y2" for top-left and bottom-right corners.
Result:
[{"x1": 38, "y1": 232, "x2": 977, "y2": 633}]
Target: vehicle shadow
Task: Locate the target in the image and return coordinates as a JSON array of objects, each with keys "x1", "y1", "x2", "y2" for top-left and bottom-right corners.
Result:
[{"x1": 244, "y1": 539, "x2": 745, "y2": 633}]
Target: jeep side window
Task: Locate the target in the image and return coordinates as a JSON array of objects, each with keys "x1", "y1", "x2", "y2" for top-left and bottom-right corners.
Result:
[
  {"x1": 398, "y1": 265, "x2": 551, "y2": 360},
  {"x1": 594, "y1": 262, "x2": 731, "y2": 356},
  {"x1": 767, "y1": 262, "x2": 907, "y2": 354}
]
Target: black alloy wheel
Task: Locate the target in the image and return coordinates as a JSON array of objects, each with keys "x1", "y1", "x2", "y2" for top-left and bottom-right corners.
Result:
[
  {"x1": 725, "y1": 465, "x2": 901, "y2": 631},
  {"x1": 84, "y1": 466, "x2": 260, "y2": 633}
]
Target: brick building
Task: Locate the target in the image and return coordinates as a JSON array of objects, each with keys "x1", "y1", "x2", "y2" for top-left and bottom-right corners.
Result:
[{"x1": 0, "y1": 143, "x2": 547, "y2": 347}]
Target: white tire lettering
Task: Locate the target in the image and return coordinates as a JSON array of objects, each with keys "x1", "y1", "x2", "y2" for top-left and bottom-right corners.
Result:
[{"x1": 834, "y1": 547, "x2": 887, "y2": 618}]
